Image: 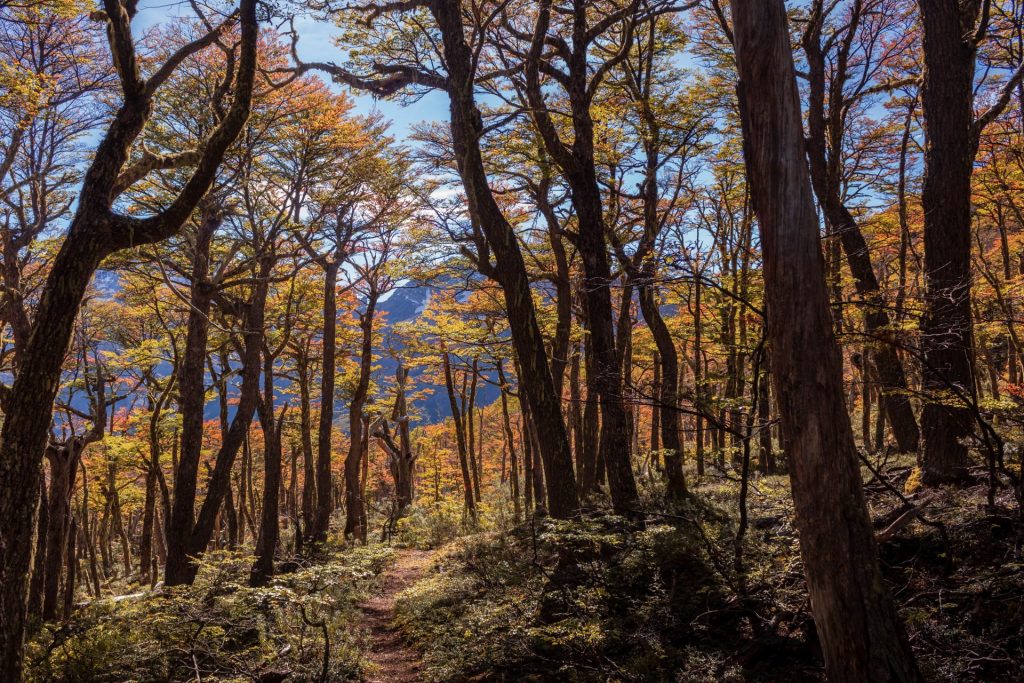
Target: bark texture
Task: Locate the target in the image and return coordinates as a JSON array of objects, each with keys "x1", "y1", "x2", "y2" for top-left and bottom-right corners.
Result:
[{"x1": 730, "y1": 1, "x2": 922, "y2": 680}]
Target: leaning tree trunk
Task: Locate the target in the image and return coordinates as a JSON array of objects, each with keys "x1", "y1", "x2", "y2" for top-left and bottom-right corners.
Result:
[
  {"x1": 729, "y1": 1, "x2": 923, "y2": 680},
  {"x1": 0, "y1": 0, "x2": 258, "y2": 662},
  {"x1": 430, "y1": 0, "x2": 579, "y2": 519},
  {"x1": 802, "y1": 15, "x2": 920, "y2": 454},
  {"x1": 0, "y1": 230, "x2": 107, "y2": 679}
]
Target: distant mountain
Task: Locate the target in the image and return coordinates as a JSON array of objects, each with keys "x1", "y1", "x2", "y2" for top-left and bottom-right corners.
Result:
[
  {"x1": 151, "y1": 278, "x2": 496, "y2": 429},
  {"x1": 373, "y1": 282, "x2": 500, "y2": 426}
]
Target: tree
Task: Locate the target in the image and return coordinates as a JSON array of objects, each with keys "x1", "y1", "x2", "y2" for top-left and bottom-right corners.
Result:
[
  {"x1": 513, "y1": 0, "x2": 646, "y2": 513},
  {"x1": 604, "y1": 18, "x2": 709, "y2": 496},
  {"x1": 800, "y1": 0, "x2": 920, "y2": 454},
  {"x1": 287, "y1": 0, "x2": 580, "y2": 519},
  {"x1": 342, "y1": 212, "x2": 405, "y2": 542},
  {"x1": 916, "y1": 0, "x2": 1024, "y2": 482},
  {"x1": 728, "y1": 0, "x2": 922, "y2": 679},
  {"x1": 286, "y1": 103, "x2": 391, "y2": 544},
  {"x1": 0, "y1": 0, "x2": 257, "y2": 675}
]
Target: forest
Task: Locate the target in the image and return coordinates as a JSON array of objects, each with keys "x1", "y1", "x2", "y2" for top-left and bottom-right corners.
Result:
[{"x1": 0, "y1": 0, "x2": 1023, "y2": 681}]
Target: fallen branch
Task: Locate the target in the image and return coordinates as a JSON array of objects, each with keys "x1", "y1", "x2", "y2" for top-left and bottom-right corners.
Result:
[{"x1": 876, "y1": 491, "x2": 939, "y2": 543}]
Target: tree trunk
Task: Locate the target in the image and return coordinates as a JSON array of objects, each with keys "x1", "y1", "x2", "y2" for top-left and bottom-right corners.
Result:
[
  {"x1": 430, "y1": 0, "x2": 579, "y2": 518},
  {"x1": 0, "y1": 1, "x2": 257, "y2": 664},
  {"x1": 466, "y1": 359, "x2": 482, "y2": 502},
  {"x1": 801, "y1": 13, "x2": 921, "y2": 454},
  {"x1": 579, "y1": 329, "x2": 600, "y2": 494},
  {"x1": 61, "y1": 517, "x2": 77, "y2": 620},
  {"x1": 443, "y1": 351, "x2": 477, "y2": 519},
  {"x1": 497, "y1": 362, "x2": 521, "y2": 522},
  {"x1": 730, "y1": 1, "x2": 922, "y2": 679},
  {"x1": 757, "y1": 359, "x2": 774, "y2": 475},
  {"x1": 297, "y1": 342, "x2": 316, "y2": 548},
  {"x1": 165, "y1": 209, "x2": 220, "y2": 584},
  {"x1": 167, "y1": 258, "x2": 270, "y2": 585},
  {"x1": 917, "y1": 0, "x2": 983, "y2": 483},
  {"x1": 312, "y1": 261, "x2": 340, "y2": 543},
  {"x1": 26, "y1": 484, "x2": 48, "y2": 624},
  {"x1": 380, "y1": 364, "x2": 416, "y2": 513},
  {"x1": 638, "y1": 282, "x2": 686, "y2": 497},
  {"x1": 343, "y1": 288, "x2": 378, "y2": 543},
  {"x1": 251, "y1": 348, "x2": 284, "y2": 586},
  {"x1": 42, "y1": 442, "x2": 83, "y2": 621}
]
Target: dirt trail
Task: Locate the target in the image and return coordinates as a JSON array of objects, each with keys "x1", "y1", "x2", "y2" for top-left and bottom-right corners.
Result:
[{"x1": 358, "y1": 548, "x2": 433, "y2": 683}]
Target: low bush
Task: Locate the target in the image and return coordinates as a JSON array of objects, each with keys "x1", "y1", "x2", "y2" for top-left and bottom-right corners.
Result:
[
  {"x1": 26, "y1": 546, "x2": 396, "y2": 683},
  {"x1": 393, "y1": 509, "x2": 753, "y2": 682}
]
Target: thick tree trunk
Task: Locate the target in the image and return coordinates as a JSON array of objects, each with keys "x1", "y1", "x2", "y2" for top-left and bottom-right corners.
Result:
[
  {"x1": 570, "y1": 180, "x2": 638, "y2": 516},
  {"x1": 167, "y1": 260, "x2": 270, "y2": 585},
  {"x1": 41, "y1": 443, "x2": 82, "y2": 621},
  {"x1": 166, "y1": 210, "x2": 220, "y2": 584},
  {"x1": 917, "y1": 0, "x2": 982, "y2": 483},
  {"x1": 0, "y1": 232, "x2": 105, "y2": 677},
  {"x1": 0, "y1": 1, "x2": 257, "y2": 662},
  {"x1": 730, "y1": 1, "x2": 922, "y2": 680}
]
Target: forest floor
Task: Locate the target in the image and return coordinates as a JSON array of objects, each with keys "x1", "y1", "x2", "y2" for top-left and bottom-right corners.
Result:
[{"x1": 357, "y1": 548, "x2": 434, "y2": 682}]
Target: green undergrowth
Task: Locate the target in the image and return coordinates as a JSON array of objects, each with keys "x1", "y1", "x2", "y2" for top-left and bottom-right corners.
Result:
[
  {"x1": 26, "y1": 545, "x2": 396, "y2": 683},
  {"x1": 392, "y1": 504, "x2": 773, "y2": 682},
  {"x1": 393, "y1": 494, "x2": 518, "y2": 550},
  {"x1": 392, "y1": 461, "x2": 1024, "y2": 682}
]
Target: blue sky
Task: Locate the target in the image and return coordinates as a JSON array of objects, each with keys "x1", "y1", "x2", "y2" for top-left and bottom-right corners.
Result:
[{"x1": 133, "y1": 0, "x2": 448, "y2": 138}]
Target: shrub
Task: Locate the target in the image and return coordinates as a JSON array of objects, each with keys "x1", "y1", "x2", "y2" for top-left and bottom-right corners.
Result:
[
  {"x1": 26, "y1": 547, "x2": 395, "y2": 683},
  {"x1": 393, "y1": 512, "x2": 736, "y2": 682}
]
